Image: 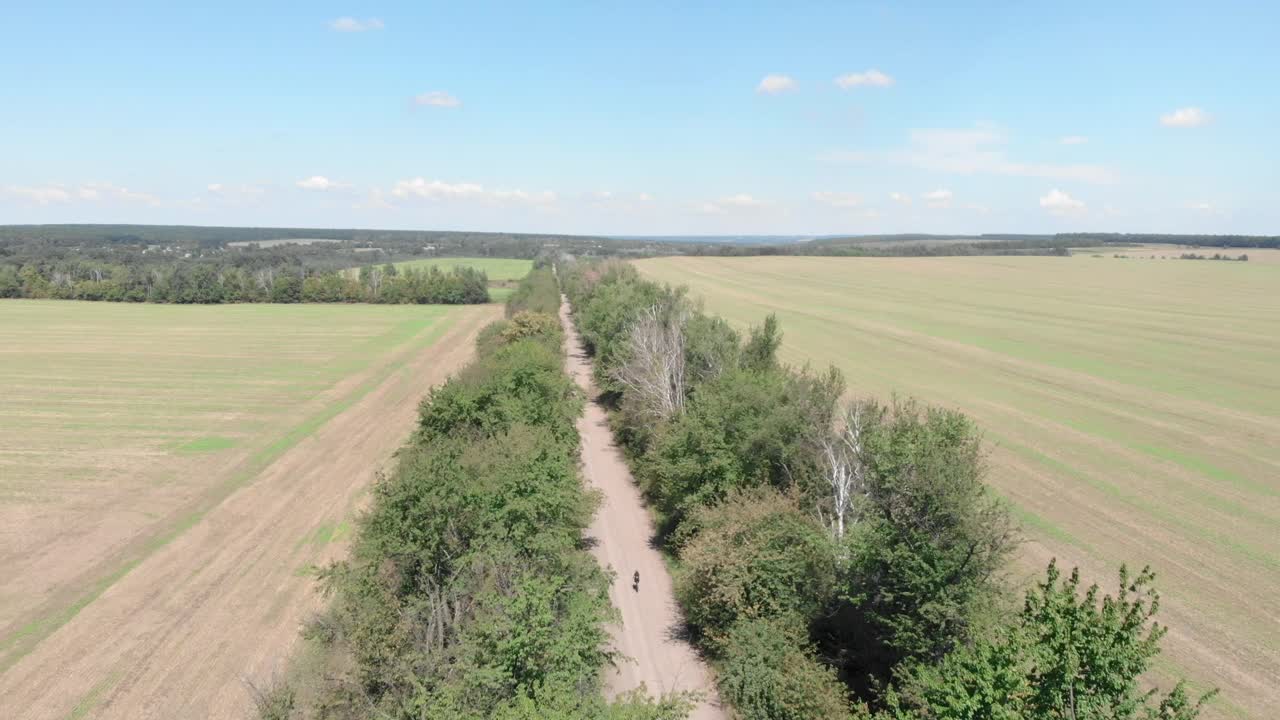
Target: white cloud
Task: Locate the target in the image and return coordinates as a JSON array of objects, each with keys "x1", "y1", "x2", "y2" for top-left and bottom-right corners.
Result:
[
  {"x1": 206, "y1": 183, "x2": 265, "y2": 202},
  {"x1": 297, "y1": 175, "x2": 344, "y2": 190},
  {"x1": 638, "y1": 192, "x2": 653, "y2": 202},
  {"x1": 388, "y1": 178, "x2": 555, "y2": 206},
  {"x1": 897, "y1": 126, "x2": 1114, "y2": 184},
  {"x1": 414, "y1": 91, "x2": 461, "y2": 108},
  {"x1": 86, "y1": 182, "x2": 160, "y2": 205},
  {"x1": 922, "y1": 189, "x2": 953, "y2": 208},
  {"x1": 756, "y1": 74, "x2": 796, "y2": 94},
  {"x1": 329, "y1": 17, "x2": 384, "y2": 32},
  {"x1": 812, "y1": 191, "x2": 863, "y2": 208},
  {"x1": 354, "y1": 188, "x2": 395, "y2": 210},
  {"x1": 699, "y1": 193, "x2": 767, "y2": 214},
  {"x1": 719, "y1": 193, "x2": 764, "y2": 208},
  {"x1": 834, "y1": 69, "x2": 894, "y2": 89},
  {"x1": 4, "y1": 182, "x2": 160, "y2": 206},
  {"x1": 1186, "y1": 202, "x2": 1227, "y2": 217},
  {"x1": 1039, "y1": 188, "x2": 1086, "y2": 215},
  {"x1": 889, "y1": 192, "x2": 911, "y2": 205},
  {"x1": 4, "y1": 185, "x2": 72, "y2": 204},
  {"x1": 1160, "y1": 107, "x2": 1210, "y2": 128},
  {"x1": 1060, "y1": 135, "x2": 1089, "y2": 145},
  {"x1": 392, "y1": 178, "x2": 485, "y2": 200},
  {"x1": 491, "y1": 189, "x2": 557, "y2": 205}
]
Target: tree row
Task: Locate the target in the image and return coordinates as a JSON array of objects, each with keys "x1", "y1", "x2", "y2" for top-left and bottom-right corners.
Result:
[{"x1": 563, "y1": 260, "x2": 1216, "y2": 720}]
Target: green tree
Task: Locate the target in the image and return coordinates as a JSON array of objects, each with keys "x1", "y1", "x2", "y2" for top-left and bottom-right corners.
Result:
[
  {"x1": 673, "y1": 488, "x2": 837, "y2": 641},
  {"x1": 889, "y1": 561, "x2": 1216, "y2": 720},
  {"x1": 640, "y1": 365, "x2": 842, "y2": 530},
  {"x1": 719, "y1": 616, "x2": 855, "y2": 720},
  {"x1": 741, "y1": 314, "x2": 782, "y2": 372},
  {"x1": 831, "y1": 398, "x2": 1014, "y2": 694}
]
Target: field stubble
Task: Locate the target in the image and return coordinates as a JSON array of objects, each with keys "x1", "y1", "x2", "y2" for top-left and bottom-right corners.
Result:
[
  {"x1": 0, "y1": 300, "x2": 499, "y2": 719},
  {"x1": 635, "y1": 254, "x2": 1280, "y2": 719}
]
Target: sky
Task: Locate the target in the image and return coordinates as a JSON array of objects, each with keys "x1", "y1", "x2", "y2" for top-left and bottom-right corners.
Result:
[{"x1": 2, "y1": 1, "x2": 1278, "y2": 236}]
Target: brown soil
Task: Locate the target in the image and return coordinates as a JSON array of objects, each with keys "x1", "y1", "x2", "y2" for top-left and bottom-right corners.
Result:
[
  {"x1": 0, "y1": 305, "x2": 499, "y2": 720},
  {"x1": 560, "y1": 297, "x2": 725, "y2": 719}
]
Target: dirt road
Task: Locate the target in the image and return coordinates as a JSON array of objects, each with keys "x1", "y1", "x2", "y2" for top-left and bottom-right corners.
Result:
[
  {"x1": 0, "y1": 304, "x2": 499, "y2": 720},
  {"x1": 560, "y1": 297, "x2": 725, "y2": 719}
]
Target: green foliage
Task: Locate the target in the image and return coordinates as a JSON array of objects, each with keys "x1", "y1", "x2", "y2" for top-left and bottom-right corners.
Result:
[
  {"x1": 888, "y1": 561, "x2": 1217, "y2": 720},
  {"x1": 719, "y1": 617, "x2": 856, "y2": 720},
  {"x1": 0, "y1": 260, "x2": 488, "y2": 305},
  {"x1": 741, "y1": 314, "x2": 782, "y2": 372},
  {"x1": 417, "y1": 339, "x2": 582, "y2": 450},
  {"x1": 506, "y1": 267, "x2": 562, "y2": 316},
  {"x1": 501, "y1": 311, "x2": 563, "y2": 345},
  {"x1": 832, "y1": 398, "x2": 1015, "y2": 693},
  {"x1": 564, "y1": 261, "x2": 669, "y2": 389},
  {"x1": 263, "y1": 268, "x2": 686, "y2": 719},
  {"x1": 640, "y1": 366, "x2": 842, "y2": 527},
  {"x1": 682, "y1": 312, "x2": 741, "y2": 386},
  {"x1": 562, "y1": 258, "x2": 1214, "y2": 720},
  {"x1": 673, "y1": 488, "x2": 837, "y2": 642}
]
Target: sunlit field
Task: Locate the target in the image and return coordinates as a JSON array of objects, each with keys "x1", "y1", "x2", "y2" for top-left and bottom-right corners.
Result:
[
  {"x1": 636, "y1": 254, "x2": 1280, "y2": 718},
  {"x1": 0, "y1": 301, "x2": 475, "y2": 672}
]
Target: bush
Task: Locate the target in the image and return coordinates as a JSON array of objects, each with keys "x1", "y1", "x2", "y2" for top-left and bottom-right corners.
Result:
[
  {"x1": 506, "y1": 267, "x2": 562, "y2": 316},
  {"x1": 719, "y1": 617, "x2": 855, "y2": 720},
  {"x1": 826, "y1": 398, "x2": 1015, "y2": 694},
  {"x1": 640, "y1": 366, "x2": 841, "y2": 529},
  {"x1": 260, "y1": 267, "x2": 687, "y2": 719},
  {"x1": 501, "y1": 311, "x2": 563, "y2": 345},
  {"x1": 888, "y1": 562, "x2": 1216, "y2": 720},
  {"x1": 673, "y1": 488, "x2": 836, "y2": 641}
]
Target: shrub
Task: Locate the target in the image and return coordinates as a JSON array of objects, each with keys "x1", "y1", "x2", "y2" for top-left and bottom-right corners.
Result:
[
  {"x1": 673, "y1": 488, "x2": 836, "y2": 641},
  {"x1": 719, "y1": 617, "x2": 854, "y2": 720},
  {"x1": 501, "y1": 311, "x2": 563, "y2": 345},
  {"x1": 888, "y1": 562, "x2": 1216, "y2": 720},
  {"x1": 828, "y1": 398, "x2": 1015, "y2": 694},
  {"x1": 506, "y1": 267, "x2": 562, "y2": 316},
  {"x1": 640, "y1": 366, "x2": 841, "y2": 529}
]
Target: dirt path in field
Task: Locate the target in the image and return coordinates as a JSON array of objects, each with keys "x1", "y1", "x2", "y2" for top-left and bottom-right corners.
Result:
[
  {"x1": 0, "y1": 304, "x2": 500, "y2": 720},
  {"x1": 560, "y1": 297, "x2": 725, "y2": 719}
]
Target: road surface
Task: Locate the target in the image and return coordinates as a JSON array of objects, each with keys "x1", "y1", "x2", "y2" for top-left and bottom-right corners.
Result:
[{"x1": 560, "y1": 296, "x2": 725, "y2": 719}]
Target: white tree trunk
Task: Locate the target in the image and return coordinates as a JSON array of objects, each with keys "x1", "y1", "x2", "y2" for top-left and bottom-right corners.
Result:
[
  {"x1": 612, "y1": 303, "x2": 688, "y2": 422},
  {"x1": 822, "y1": 402, "x2": 869, "y2": 540}
]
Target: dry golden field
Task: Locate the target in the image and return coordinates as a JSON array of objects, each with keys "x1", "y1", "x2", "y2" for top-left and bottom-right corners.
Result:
[
  {"x1": 0, "y1": 301, "x2": 498, "y2": 719},
  {"x1": 636, "y1": 254, "x2": 1280, "y2": 719}
]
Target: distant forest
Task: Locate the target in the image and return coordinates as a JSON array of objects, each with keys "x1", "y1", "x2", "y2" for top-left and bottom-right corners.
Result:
[
  {"x1": 0, "y1": 225, "x2": 628, "y2": 304},
  {"x1": 2, "y1": 225, "x2": 1274, "y2": 303}
]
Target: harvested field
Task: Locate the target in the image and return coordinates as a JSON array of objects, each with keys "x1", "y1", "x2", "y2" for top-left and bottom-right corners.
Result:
[
  {"x1": 0, "y1": 300, "x2": 500, "y2": 719},
  {"x1": 636, "y1": 255, "x2": 1280, "y2": 720}
]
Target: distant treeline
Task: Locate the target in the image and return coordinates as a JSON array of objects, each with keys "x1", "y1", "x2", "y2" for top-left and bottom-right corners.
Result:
[
  {"x1": 256, "y1": 268, "x2": 690, "y2": 718},
  {"x1": 0, "y1": 223, "x2": 721, "y2": 271},
  {"x1": 564, "y1": 260, "x2": 1216, "y2": 720},
  {"x1": 1179, "y1": 252, "x2": 1249, "y2": 261},
  {"x1": 0, "y1": 261, "x2": 490, "y2": 304},
  {"x1": 1061, "y1": 232, "x2": 1280, "y2": 248}
]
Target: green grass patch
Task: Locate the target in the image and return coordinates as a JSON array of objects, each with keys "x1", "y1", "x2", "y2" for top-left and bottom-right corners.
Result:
[
  {"x1": 176, "y1": 436, "x2": 237, "y2": 453},
  {"x1": 390, "y1": 257, "x2": 532, "y2": 282}
]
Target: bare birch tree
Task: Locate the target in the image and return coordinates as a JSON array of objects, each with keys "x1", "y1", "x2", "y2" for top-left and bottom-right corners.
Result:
[
  {"x1": 611, "y1": 302, "x2": 688, "y2": 423},
  {"x1": 819, "y1": 400, "x2": 873, "y2": 540}
]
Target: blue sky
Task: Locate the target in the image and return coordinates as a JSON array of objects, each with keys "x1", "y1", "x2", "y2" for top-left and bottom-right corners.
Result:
[{"x1": 2, "y1": 1, "x2": 1277, "y2": 235}]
